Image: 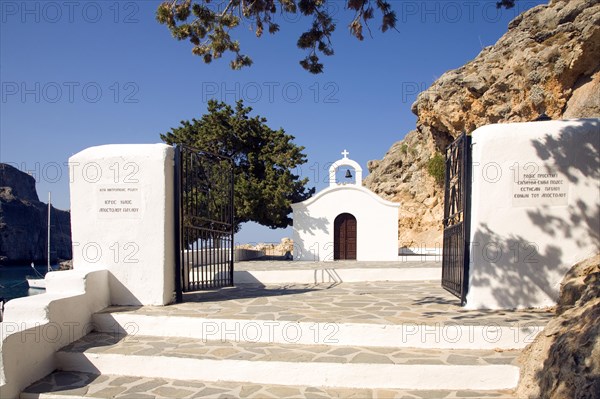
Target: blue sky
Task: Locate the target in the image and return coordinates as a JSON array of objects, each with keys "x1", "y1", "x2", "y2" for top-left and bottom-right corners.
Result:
[{"x1": 0, "y1": 0, "x2": 546, "y2": 244}]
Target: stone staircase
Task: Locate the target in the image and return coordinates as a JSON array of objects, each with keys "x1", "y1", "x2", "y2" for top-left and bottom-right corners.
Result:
[{"x1": 20, "y1": 261, "x2": 553, "y2": 399}]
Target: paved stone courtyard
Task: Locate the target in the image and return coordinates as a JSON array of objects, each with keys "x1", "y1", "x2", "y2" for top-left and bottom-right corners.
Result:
[{"x1": 101, "y1": 280, "x2": 553, "y2": 327}]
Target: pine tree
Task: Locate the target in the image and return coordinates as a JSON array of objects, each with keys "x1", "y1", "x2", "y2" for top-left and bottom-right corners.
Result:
[
  {"x1": 161, "y1": 99, "x2": 315, "y2": 231},
  {"x1": 156, "y1": 0, "x2": 518, "y2": 73}
]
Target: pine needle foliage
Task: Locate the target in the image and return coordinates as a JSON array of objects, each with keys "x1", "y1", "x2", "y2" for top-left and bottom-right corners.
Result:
[
  {"x1": 156, "y1": 0, "x2": 397, "y2": 73},
  {"x1": 161, "y1": 99, "x2": 315, "y2": 231}
]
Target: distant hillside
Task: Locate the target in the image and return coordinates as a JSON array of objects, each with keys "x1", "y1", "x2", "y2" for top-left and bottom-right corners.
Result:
[
  {"x1": 364, "y1": 0, "x2": 600, "y2": 247},
  {"x1": 0, "y1": 163, "x2": 72, "y2": 264}
]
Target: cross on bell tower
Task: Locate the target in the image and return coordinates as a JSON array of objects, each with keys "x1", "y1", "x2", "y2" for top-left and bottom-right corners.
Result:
[{"x1": 329, "y1": 150, "x2": 362, "y2": 187}]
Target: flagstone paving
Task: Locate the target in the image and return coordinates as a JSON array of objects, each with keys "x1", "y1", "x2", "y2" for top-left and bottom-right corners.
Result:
[
  {"x1": 99, "y1": 281, "x2": 553, "y2": 327},
  {"x1": 60, "y1": 332, "x2": 521, "y2": 366},
  {"x1": 21, "y1": 269, "x2": 541, "y2": 398},
  {"x1": 23, "y1": 371, "x2": 518, "y2": 399}
]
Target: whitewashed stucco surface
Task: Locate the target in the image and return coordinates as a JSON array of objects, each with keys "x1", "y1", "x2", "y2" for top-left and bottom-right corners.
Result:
[
  {"x1": 293, "y1": 153, "x2": 399, "y2": 261},
  {"x1": 69, "y1": 144, "x2": 175, "y2": 306},
  {"x1": 467, "y1": 119, "x2": 599, "y2": 309}
]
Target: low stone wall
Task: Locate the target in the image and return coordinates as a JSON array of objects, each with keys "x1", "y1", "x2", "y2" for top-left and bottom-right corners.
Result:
[
  {"x1": 182, "y1": 248, "x2": 265, "y2": 263},
  {"x1": 0, "y1": 269, "x2": 110, "y2": 399},
  {"x1": 234, "y1": 249, "x2": 264, "y2": 262}
]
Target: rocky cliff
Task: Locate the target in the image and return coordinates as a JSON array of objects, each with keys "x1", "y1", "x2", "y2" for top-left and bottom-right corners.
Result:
[
  {"x1": 516, "y1": 253, "x2": 600, "y2": 399},
  {"x1": 364, "y1": 0, "x2": 600, "y2": 247},
  {"x1": 0, "y1": 163, "x2": 72, "y2": 264}
]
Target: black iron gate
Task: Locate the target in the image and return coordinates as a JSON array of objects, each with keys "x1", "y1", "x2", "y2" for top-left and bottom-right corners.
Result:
[
  {"x1": 174, "y1": 145, "x2": 234, "y2": 302},
  {"x1": 442, "y1": 133, "x2": 472, "y2": 305}
]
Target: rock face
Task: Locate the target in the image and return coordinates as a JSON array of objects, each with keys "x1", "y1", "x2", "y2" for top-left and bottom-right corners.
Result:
[
  {"x1": 516, "y1": 254, "x2": 600, "y2": 399},
  {"x1": 364, "y1": 0, "x2": 600, "y2": 246},
  {"x1": 0, "y1": 162, "x2": 38, "y2": 202},
  {"x1": 0, "y1": 163, "x2": 72, "y2": 264}
]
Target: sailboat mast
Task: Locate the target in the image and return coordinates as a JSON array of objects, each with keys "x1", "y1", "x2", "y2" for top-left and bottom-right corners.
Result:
[{"x1": 48, "y1": 192, "x2": 51, "y2": 272}]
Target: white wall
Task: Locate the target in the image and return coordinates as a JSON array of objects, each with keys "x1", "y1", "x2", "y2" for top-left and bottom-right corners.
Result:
[
  {"x1": 292, "y1": 185, "x2": 399, "y2": 261},
  {"x1": 234, "y1": 248, "x2": 265, "y2": 261},
  {"x1": 0, "y1": 269, "x2": 110, "y2": 399},
  {"x1": 69, "y1": 144, "x2": 175, "y2": 306},
  {"x1": 466, "y1": 119, "x2": 599, "y2": 309}
]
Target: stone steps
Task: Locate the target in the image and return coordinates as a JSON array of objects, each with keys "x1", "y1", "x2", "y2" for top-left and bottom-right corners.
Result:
[
  {"x1": 21, "y1": 371, "x2": 518, "y2": 399},
  {"x1": 92, "y1": 281, "x2": 551, "y2": 350},
  {"x1": 52, "y1": 333, "x2": 518, "y2": 390},
  {"x1": 21, "y1": 280, "x2": 551, "y2": 397},
  {"x1": 60, "y1": 332, "x2": 521, "y2": 367},
  {"x1": 92, "y1": 311, "x2": 541, "y2": 351},
  {"x1": 28, "y1": 332, "x2": 519, "y2": 394}
]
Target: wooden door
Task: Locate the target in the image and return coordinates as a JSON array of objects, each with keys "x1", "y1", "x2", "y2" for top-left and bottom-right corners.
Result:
[{"x1": 334, "y1": 213, "x2": 357, "y2": 260}]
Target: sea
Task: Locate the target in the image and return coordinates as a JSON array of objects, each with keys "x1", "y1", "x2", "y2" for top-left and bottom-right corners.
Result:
[{"x1": 0, "y1": 264, "x2": 57, "y2": 303}]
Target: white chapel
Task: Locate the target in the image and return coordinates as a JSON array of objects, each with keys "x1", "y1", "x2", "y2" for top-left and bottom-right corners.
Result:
[{"x1": 292, "y1": 150, "x2": 400, "y2": 262}]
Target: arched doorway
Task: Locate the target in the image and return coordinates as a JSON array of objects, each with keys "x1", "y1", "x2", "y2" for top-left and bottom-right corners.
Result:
[{"x1": 334, "y1": 213, "x2": 357, "y2": 260}]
